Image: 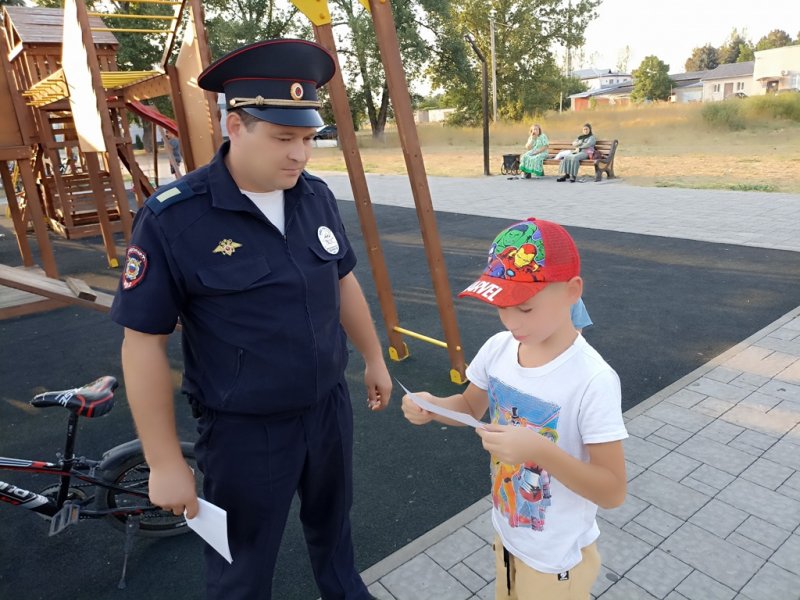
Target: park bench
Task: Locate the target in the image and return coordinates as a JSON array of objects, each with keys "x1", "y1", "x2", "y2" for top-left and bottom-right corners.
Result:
[{"x1": 543, "y1": 139, "x2": 618, "y2": 181}]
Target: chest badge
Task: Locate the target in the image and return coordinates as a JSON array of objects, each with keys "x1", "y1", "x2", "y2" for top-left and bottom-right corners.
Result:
[
  {"x1": 317, "y1": 226, "x2": 340, "y2": 254},
  {"x1": 213, "y1": 239, "x2": 243, "y2": 256}
]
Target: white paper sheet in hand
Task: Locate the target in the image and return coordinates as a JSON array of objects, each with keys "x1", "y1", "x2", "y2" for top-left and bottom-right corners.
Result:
[
  {"x1": 185, "y1": 498, "x2": 233, "y2": 564},
  {"x1": 397, "y1": 380, "x2": 486, "y2": 429}
]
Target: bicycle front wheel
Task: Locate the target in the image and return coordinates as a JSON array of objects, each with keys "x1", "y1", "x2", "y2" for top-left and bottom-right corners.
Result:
[{"x1": 97, "y1": 441, "x2": 200, "y2": 538}]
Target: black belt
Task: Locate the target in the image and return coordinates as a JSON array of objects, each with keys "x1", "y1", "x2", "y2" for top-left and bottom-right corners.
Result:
[{"x1": 187, "y1": 396, "x2": 321, "y2": 422}]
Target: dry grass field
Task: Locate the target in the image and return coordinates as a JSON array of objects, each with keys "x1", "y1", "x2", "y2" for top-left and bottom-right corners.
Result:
[{"x1": 308, "y1": 100, "x2": 800, "y2": 193}]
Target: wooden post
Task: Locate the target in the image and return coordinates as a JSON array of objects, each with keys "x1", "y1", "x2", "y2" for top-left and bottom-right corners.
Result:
[
  {"x1": 116, "y1": 106, "x2": 151, "y2": 206},
  {"x1": 70, "y1": 0, "x2": 133, "y2": 243},
  {"x1": 84, "y1": 151, "x2": 119, "y2": 268},
  {"x1": 367, "y1": 0, "x2": 466, "y2": 382},
  {"x1": 313, "y1": 23, "x2": 408, "y2": 361},
  {"x1": 0, "y1": 159, "x2": 34, "y2": 267},
  {"x1": 152, "y1": 123, "x2": 159, "y2": 187},
  {"x1": 188, "y1": 0, "x2": 222, "y2": 150},
  {"x1": 166, "y1": 63, "x2": 196, "y2": 172},
  {"x1": 16, "y1": 156, "x2": 58, "y2": 277}
]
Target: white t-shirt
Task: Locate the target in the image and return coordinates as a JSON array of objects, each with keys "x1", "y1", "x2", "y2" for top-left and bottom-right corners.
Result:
[
  {"x1": 241, "y1": 189, "x2": 285, "y2": 234},
  {"x1": 466, "y1": 332, "x2": 627, "y2": 574}
]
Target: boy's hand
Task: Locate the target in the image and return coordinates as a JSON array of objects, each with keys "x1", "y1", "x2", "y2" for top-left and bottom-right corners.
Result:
[
  {"x1": 476, "y1": 424, "x2": 549, "y2": 465},
  {"x1": 401, "y1": 391, "x2": 435, "y2": 425}
]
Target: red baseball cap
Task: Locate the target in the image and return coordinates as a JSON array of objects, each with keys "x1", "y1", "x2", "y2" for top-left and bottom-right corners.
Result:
[{"x1": 458, "y1": 218, "x2": 580, "y2": 307}]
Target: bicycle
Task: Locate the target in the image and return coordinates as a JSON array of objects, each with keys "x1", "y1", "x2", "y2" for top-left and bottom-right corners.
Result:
[{"x1": 0, "y1": 375, "x2": 199, "y2": 588}]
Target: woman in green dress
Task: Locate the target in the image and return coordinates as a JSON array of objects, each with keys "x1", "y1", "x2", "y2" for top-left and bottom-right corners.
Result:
[{"x1": 519, "y1": 124, "x2": 549, "y2": 178}]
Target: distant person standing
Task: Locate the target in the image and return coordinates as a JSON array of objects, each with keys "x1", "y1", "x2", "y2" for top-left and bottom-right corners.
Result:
[{"x1": 163, "y1": 129, "x2": 183, "y2": 178}]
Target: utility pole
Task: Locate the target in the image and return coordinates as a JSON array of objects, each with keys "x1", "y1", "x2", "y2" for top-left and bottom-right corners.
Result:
[
  {"x1": 566, "y1": 0, "x2": 573, "y2": 78},
  {"x1": 489, "y1": 13, "x2": 497, "y2": 122},
  {"x1": 563, "y1": 0, "x2": 572, "y2": 114},
  {"x1": 465, "y1": 32, "x2": 490, "y2": 176}
]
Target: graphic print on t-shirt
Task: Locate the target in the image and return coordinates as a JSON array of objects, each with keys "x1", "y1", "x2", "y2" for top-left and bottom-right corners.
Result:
[{"x1": 489, "y1": 377, "x2": 560, "y2": 531}]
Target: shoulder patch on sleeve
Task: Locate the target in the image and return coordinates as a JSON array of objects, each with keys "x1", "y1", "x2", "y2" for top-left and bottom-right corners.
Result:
[
  {"x1": 122, "y1": 246, "x2": 148, "y2": 290},
  {"x1": 146, "y1": 181, "x2": 198, "y2": 215}
]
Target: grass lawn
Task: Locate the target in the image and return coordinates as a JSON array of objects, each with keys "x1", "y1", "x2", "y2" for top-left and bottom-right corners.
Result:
[{"x1": 307, "y1": 102, "x2": 800, "y2": 194}]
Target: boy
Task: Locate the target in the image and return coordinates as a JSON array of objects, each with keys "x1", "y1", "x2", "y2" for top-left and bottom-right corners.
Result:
[{"x1": 402, "y1": 218, "x2": 627, "y2": 600}]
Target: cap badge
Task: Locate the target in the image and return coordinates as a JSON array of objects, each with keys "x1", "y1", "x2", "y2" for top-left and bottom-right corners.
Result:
[
  {"x1": 317, "y1": 226, "x2": 340, "y2": 254},
  {"x1": 290, "y1": 82, "x2": 304, "y2": 101},
  {"x1": 213, "y1": 239, "x2": 243, "y2": 256}
]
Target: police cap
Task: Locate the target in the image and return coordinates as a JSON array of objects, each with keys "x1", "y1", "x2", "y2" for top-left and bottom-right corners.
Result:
[{"x1": 198, "y1": 39, "x2": 336, "y2": 128}]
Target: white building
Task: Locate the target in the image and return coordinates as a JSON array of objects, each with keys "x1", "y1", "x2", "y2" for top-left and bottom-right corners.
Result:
[
  {"x1": 701, "y1": 61, "x2": 755, "y2": 102},
  {"x1": 669, "y1": 71, "x2": 706, "y2": 103},
  {"x1": 415, "y1": 108, "x2": 456, "y2": 123},
  {"x1": 753, "y1": 45, "x2": 800, "y2": 94},
  {"x1": 571, "y1": 68, "x2": 632, "y2": 91}
]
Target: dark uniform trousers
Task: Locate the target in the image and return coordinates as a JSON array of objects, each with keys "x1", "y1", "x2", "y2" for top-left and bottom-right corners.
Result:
[{"x1": 194, "y1": 380, "x2": 370, "y2": 600}]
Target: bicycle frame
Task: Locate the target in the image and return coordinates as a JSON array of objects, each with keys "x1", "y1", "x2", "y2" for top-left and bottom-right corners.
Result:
[{"x1": 0, "y1": 410, "x2": 149, "y2": 521}]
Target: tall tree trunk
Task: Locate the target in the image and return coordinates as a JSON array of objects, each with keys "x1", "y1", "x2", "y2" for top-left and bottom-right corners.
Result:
[
  {"x1": 354, "y1": 43, "x2": 379, "y2": 138},
  {"x1": 142, "y1": 120, "x2": 154, "y2": 153},
  {"x1": 375, "y1": 82, "x2": 390, "y2": 140}
]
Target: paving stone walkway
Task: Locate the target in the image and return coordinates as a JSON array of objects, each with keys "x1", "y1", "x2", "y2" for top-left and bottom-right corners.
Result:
[
  {"x1": 359, "y1": 306, "x2": 800, "y2": 600},
  {"x1": 321, "y1": 173, "x2": 800, "y2": 253}
]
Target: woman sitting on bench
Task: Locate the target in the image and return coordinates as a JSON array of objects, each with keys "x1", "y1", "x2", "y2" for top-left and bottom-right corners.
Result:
[
  {"x1": 557, "y1": 123, "x2": 596, "y2": 182},
  {"x1": 519, "y1": 124, "x2": 549, "y2": 178}
]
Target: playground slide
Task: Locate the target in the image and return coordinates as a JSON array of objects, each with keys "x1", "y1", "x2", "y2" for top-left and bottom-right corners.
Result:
[{"x1": 126, "y1": 101, "x2": 178, "y2": 136}]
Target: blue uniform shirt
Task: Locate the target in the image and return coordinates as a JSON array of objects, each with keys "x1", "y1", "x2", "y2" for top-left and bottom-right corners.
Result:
[{"x1": 110, "y1": 142, "x2": 357, "y2": 416}]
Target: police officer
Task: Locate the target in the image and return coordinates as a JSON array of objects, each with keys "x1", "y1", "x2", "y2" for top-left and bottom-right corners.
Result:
[{"x1": 110, "y1": 39, "x2": 391, "y2": 600}]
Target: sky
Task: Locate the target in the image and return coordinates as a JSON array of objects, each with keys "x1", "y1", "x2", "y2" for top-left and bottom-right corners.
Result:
[{"x1": 580, "y1": 0, "x2": 800, "y2": 74}]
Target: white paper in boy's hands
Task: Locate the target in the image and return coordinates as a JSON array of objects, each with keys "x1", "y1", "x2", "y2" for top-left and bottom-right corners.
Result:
[
  {"x1": 397, "y1": 379, "x2": 486, "y2": 429},
  {"x1": 185, "y1": 498, "x2": 233, "y2": 564}
]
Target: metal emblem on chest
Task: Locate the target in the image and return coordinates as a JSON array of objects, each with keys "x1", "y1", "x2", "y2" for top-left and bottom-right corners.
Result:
[
  {"x1": 317, "y1": 226, "x2": 339, "y2": 254},
  {"x1": 213, "y1": 239, "x2": 243, "y2": 256}
]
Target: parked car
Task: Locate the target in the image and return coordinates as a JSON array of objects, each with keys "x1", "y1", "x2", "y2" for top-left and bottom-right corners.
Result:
[{"x1": 314, "y1": 124, "x2": 337, "y2": 140}]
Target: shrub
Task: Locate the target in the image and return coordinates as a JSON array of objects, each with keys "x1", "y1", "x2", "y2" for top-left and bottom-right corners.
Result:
[
  {"x1": 743, "y1": 93, "x2": 800, "y2": 122},
  {"x1": 134, "y1": 134, "x2": 144, "y2": 150},
  {"x1": 701, "y1": 101, "x2": 745, "y2": 130},
  {"x1": 702, "y1": 94, "x2": 800, "y2": 130}
]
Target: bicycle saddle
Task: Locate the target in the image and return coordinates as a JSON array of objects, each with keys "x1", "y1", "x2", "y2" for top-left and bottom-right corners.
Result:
[{"x1": 30, "y1": 376, "x2": 118, "y2": 418}]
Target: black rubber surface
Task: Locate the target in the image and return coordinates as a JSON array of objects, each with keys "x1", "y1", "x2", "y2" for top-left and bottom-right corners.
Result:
[{"x1": 1, "y1": 200, "x2": 799, "y2": 599}]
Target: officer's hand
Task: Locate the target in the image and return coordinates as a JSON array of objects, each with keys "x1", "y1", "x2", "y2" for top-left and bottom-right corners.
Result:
[
  {"x1": 401, "y1": 391, "x2": 435, "y2": 425},
  {"x1": 364, "y1": 358, "x2": 392, "y2": 411},
  {"x1": 148, "y1": 460, "x2": 199, "y2": 518}
]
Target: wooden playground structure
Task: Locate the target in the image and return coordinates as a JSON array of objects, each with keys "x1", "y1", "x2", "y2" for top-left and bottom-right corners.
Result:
[
  {"x1": 1, "y1": 0, "x2": 468, "y2": 382},
  {"x1": 0, "y1": 0, "x2": 220, "y2": 272}
]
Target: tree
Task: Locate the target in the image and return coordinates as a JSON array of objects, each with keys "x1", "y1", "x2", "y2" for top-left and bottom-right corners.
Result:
[
  {"x1": 755, "y1": 29, "x2": 793, "y2": 51},
  {"x1": 329, "y1": 0, "x2": 449, "y2": 138},
  {"x1": 0, "y1": 0, "x2": 26, "y2": 6},
  {"x1": 202, "y1": 0, "x2": 303, "y2": 60},
  {"x1": 616, "y1": 45, "x2": 631, "y2": 73},
  {"x1": 685, "y1": 44, "x2": 719, "y2": 72},
  {"x1": 631, "y1": 55, "x2": 671, "y2": 102},
  {"x1": 433, "y1": 0, "x2": 601, "y2": 124},
  {"x1": 718, "y1": 28, "x2": 752, "y2": 64},
  {"x1": 737, "y1": 43, "x2": 755, "y2": 62}
]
